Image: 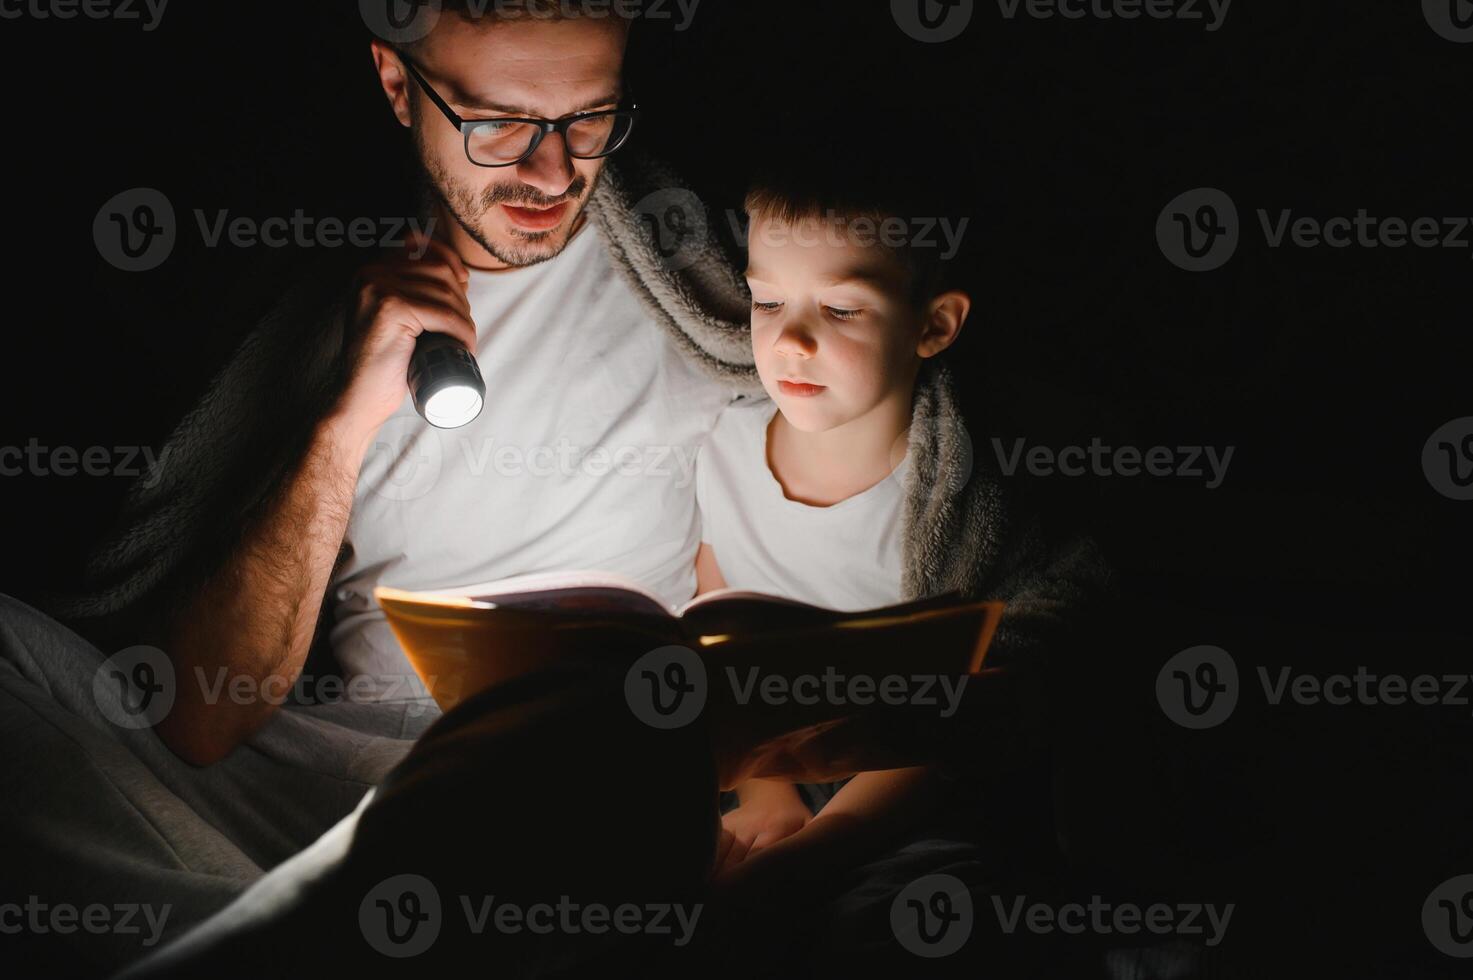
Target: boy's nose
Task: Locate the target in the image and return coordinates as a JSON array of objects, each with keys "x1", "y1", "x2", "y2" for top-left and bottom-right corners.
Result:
[{"x1": 773, "y1": 322, "x2": 818, "y2": 357}]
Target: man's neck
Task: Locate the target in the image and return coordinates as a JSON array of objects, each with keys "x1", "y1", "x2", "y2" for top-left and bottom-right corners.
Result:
[{"x1": 766, "y1": 386, "x2": 915, "y2": 507}]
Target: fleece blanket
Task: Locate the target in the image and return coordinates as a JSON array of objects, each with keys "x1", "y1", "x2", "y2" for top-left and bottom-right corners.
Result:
[
  {"x1": 12, "y1": 149, "x2": 1112, "y2": 977},
  {"x1": 41, "y1": 150, "x2": 1106, "y2": 672}
]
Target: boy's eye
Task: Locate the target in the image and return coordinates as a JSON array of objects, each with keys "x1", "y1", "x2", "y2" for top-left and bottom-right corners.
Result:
[
  {"x1": 826, "y1": 307, "x2": 862, "y2": 320},
  {"x1": 752, "y1": 301, "x2": 782, "y2": 314}
]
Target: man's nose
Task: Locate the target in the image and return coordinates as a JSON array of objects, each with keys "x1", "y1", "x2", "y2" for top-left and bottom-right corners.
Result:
[
  {"x1": 513, "y1": 130, "x2": 577, "y2": 199},
  {"x1": 773, "y1": 320, "x2": 818, "y2": 358}
]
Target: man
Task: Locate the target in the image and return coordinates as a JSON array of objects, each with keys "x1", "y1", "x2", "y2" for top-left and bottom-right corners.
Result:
[
  {"x1": 162, "y1": 4, "x2": 745, "y2": 764},
  {"x1": 0, "y1": 3, "x2": 757, "y2": 972}
]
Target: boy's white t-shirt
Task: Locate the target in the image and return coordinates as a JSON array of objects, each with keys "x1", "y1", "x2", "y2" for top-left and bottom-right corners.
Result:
[
  {"x1": 695, "y1": 399, "x2": 908, "y2": 611},
  {"x1": 329, "y1": 217, "x2": 736, "y2": 698}
]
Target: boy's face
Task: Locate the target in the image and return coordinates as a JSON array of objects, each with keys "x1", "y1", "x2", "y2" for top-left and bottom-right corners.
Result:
[{"x1": 745, "y1": 213, "x2": 924, "y2": 433}]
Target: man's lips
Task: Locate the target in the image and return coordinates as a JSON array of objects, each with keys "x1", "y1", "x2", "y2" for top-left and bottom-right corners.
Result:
[
  {"x1": 502, "y1": 201, "x2": 570, "y2": 230},
  {"x1": 777, "y1": 380, "x2": 827, "y2": 397}
]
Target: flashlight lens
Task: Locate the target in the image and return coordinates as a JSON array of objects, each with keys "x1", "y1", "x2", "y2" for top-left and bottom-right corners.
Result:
[{"x1": 424, "y1": 384, "x2": 484, "y2": 429}]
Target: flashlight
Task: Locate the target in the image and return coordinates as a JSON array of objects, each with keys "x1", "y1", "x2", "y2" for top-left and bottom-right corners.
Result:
[{"x1": 408, "y1": 332, "x2": 486, "y2": 429}]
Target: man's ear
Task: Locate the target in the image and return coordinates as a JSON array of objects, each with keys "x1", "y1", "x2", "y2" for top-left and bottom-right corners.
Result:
[
  {"x1": 370, "y1": 41, "x2": 415, "y2": 128},
  {"x1": 916, "y1": 289, "x2": 971, "y2": 359}
]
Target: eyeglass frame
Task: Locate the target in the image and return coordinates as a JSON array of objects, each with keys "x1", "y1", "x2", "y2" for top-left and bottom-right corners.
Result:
[{"x1": 395, "y1": 51, "x2": 641, "y2": 168}]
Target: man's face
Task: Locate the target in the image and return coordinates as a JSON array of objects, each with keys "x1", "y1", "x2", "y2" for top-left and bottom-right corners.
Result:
[
  {"x1": 384, "y1": 15, "x2": 627, "y2": 267},
  {"x1": 746, "y1": 213, "x2": 923, "y2": 433}
]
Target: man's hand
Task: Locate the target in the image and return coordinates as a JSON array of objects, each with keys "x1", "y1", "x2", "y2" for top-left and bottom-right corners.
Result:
[{"x1": 333, "y1": 230, "x2": 477, "y2": 437}]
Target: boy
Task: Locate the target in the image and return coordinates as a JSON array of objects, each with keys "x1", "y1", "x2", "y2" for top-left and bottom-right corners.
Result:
[{"x1": 693, "y1": 156, "x2": 975, "y2": 885}]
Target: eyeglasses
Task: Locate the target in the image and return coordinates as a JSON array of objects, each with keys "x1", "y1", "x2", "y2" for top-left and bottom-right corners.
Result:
[{"x1": 396, "y1": 53, "x2": 640, "y2": 168}]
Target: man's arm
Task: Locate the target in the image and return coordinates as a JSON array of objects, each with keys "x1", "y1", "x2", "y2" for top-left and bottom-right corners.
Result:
[
  {"x1": 153, "y1": 413, "x2": 371, "y2": 766},
  {"x1": 155, "y1": 231, "x2": 475, "y2": 766}
]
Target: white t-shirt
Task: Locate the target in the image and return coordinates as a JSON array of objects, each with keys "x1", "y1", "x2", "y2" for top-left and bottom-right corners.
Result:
[
  {"x1": 330, "y1": 217, "x2": 736, "y2": 698},
  {"x1": 695, "y1": 399, "x2": 908, "y2": 611}
]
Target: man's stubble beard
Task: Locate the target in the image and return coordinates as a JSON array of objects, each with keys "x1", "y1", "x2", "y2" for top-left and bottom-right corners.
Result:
[{"x1": 415, "y1": 121, "x2": 603, "y2": 269}]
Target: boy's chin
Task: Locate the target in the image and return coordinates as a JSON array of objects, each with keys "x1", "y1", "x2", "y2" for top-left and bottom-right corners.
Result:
[{"x1": 771, "y1": 398, "x2": 851, "y2": 434}]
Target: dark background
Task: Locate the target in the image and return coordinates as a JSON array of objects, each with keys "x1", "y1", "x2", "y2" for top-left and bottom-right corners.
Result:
[{"x1": 0, "y1": 1, "x2": 1469, "y2": 975}]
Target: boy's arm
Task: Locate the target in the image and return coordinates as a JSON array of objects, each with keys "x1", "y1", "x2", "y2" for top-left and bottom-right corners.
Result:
[
  {"x1": 768, "y1": 766, "x2": 955, "y2": 875},
  {"x1": 697, "y1": 544, "x2": 801, "y2": 820},
  {"x1": 694, "y1": 542, "x2": 728, "y2": 595},
  {"x1": 734, "y1": 776, "x2": 804, "y2": 807}
]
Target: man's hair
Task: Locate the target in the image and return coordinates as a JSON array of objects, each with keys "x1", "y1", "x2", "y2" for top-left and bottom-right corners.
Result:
[
  {"x1": 742, "y1": 125, "x2": 977, "y2": 310},
  {"x1": 431, "y1": 0, "x2": 635, "y2": 17},
  {"x1": 399, "y1": 0, "x2": 635, "y2": 54}
]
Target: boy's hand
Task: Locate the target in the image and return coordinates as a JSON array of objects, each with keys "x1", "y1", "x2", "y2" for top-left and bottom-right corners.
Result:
[
  {"x1": 693, "y1": 836, "x2": 820, "y2": 972},
  {"x1": 714, "y1": 793, "x2": 811, "y2": 876}
]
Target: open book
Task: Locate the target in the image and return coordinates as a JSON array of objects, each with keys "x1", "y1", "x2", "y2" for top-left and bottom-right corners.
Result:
[{"x1": 375, "y1": 570, "x2": 1005, "y2": 783}]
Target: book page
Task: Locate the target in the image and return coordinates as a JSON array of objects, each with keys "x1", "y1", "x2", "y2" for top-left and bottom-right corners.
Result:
[
  {"x1": 676, "y1": 590, "x2": 838, "y2": 636},
  {"x1": 675, "y1": 587, "x2": 813, "y2": 615},
  {"x1": 677, "y1": 590, "x2": 973, "y2": 639},
  {"x1": 383, "y1": 569, "x2": 674, "y2": 619}
]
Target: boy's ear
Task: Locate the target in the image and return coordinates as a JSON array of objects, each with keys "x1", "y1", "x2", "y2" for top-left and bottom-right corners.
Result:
[{"x1": 916, "y1": 290, "x2": 971, "y2": 359}]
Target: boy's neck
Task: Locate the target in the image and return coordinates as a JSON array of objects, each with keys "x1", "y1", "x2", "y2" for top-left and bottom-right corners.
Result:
[{"x1": 766, "y1": 386, "x2": 915, "y2": 507}]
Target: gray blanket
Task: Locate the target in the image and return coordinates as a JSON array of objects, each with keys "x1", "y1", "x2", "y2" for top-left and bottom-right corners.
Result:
[
  {"x1": 6, "y1": 150, "x2": 1110, "y2": 977},
  {"x1": 40, "y1": 150, "x2": 1108, "y2": 670}
]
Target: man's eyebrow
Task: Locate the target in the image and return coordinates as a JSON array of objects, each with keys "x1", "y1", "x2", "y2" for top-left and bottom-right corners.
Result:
[{"x1": 453, "y1": 91, "x2": 623, "y2": 117}]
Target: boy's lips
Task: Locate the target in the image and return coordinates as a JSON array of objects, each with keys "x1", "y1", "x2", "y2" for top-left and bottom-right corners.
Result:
[
  {"x1": 502, "y1": 201, "x2": 569, "y2": 231},
  {"x1": 778, "y1": 380, "x2": 827, "y2": 397}
]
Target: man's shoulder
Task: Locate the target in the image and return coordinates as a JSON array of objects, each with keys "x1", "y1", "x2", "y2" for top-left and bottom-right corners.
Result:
[
  {"x1": 711, "y1": 395, "x2": 775, "y2": 442},
  {"x1": 697, "y1": 397, "x2": 773, "y2": 489}
]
